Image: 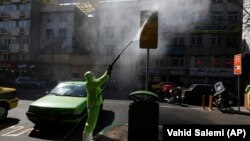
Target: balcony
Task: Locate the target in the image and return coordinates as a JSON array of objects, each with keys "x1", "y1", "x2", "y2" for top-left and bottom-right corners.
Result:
[
  {"x1": 2, "y1": 0, "x2": 11, "y2": 4},
  {"x1": 0, "y1": 45, "x2": 9, "y2": 51},
  {"x1": 20, "y1": 28, "x2": 29, "y2": 35},
  {"x1": 49, "y1": 38, "x2": 63, "y2": 45},
  {"x1": 9, "y1": 44, "x2": 19, "y2": 53},
  {"x1": 9, "y1": 28, "x2": 20, "y2": 36},
  {"x1": 21, "y1": 11, "x2": 30, "y2": 19},
  {"x1": 0, "y1": 28, "x2": 8, "y2": 35},
  {"x1": 11, "y1": 0, "x2": 21, "y2": 3},
  {"x1": 20, "y1": 44, "x2": 29, "y2": 53},
  {"x1": 10, "y1": 11, "x2": 21, "y2": 19},
  {"x1": 0, "y1": 12, "x2": 10, "y2": 18}
]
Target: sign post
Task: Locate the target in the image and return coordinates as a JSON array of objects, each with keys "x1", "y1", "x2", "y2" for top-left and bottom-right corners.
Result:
[{"x1": 234, "y1": 53, "x2": 242, "y2": 111}]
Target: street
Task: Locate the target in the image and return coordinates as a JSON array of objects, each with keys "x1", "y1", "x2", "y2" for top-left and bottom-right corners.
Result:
[{"x1": 0, "y1": 88, "x2": 250, "y2": 141}]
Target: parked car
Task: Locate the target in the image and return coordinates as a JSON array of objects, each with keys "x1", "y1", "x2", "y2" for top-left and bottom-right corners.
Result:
[
  {"x1": 26, "y1": 81, "x2": 88, "y2": 126},
  {"x1": 181, "y1": 84, "x2": 215, "y2": 104},
  {"x1": 14, "y1": 77, "x2": 46, "y2": 88},
  {"x1": 0, "y1": 87, "x2": 19, "y2": 121},
  {"x1": 151, "y1": 81, "x2": 177, "y2": 94}
]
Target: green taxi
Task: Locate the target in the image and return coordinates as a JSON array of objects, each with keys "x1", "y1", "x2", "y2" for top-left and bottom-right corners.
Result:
[
  {"x1": 0, "y1": 87, "x2": 19, "y2": 121},
  {"x1": 26, "y1": 81, "x2": 88, "y2": 125}
]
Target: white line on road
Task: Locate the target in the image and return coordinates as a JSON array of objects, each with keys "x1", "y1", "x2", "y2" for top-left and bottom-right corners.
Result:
[{"x1": 2, "y1": 126, "x2": 33, "y2": 137}]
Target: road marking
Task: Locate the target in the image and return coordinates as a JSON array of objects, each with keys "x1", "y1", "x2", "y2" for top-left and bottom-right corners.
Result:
[
  {"x1": 2, "y1": 125, "x2": 33, "y2": 137},
  {"x1": 160, "y1": 105, "x2": 208, "y2": 111},
  {"x1": 105, "y1": 100, "x2": 131, "y2": 105}
]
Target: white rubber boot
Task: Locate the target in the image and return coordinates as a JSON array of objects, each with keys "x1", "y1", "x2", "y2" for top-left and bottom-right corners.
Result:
[{"x1": 83, "y1": 132, "x2": 93, "y2": 141}]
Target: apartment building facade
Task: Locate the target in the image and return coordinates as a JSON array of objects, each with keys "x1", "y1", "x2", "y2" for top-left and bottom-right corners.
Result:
[
  {"x1": 165, "y1": 0, "x2": 243, "y2": 89},
  {"x1": 0, "y1": 0, "x2": 41, "y2": 79}
]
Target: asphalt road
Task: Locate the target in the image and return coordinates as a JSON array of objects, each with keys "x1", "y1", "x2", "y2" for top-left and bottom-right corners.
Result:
[{"x1": 1, "y1": 88, "x2": 250, "y2": 141}]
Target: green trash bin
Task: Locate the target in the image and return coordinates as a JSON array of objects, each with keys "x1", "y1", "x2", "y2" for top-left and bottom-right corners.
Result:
[{"x1": 128, "y1": 90, "x2": 159, "y2": 141}]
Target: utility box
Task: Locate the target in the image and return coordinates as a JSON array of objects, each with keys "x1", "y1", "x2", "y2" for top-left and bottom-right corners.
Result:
[{"x1": 128, "y1": 90, "x2": 159, "y2": 141}]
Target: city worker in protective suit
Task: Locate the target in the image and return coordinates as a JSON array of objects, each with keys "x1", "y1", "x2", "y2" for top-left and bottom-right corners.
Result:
[{"x1": 83, "y1": 66, "x2": 112, "y2": 141}]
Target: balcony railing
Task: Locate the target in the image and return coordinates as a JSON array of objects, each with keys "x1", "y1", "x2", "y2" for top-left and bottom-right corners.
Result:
[
  {"x1": 0, "y1": 12, "x2": 10, "y2": 18},
  {"x1": 11, "y1": 0, "x2": 21, "y2": 3},
  {"x1": 20, "y1": 28, "x2": 29, "y2": 35},
  {"x1": 0, "y1": 28, "x2": 8, "y2": 35},
  {"x1": 9, "y1": 28, "x2": 20, "y2": 36},
  {"x1": 49, "y1": 38, "x2": 63, "y2": 45},
  {"x1": 10, "y1": 11, "x2": 21, "y2": 19},
  {"x1": 9, "y1": 44, "x2": 19, "y2": 53},
  {"x1": 0, "y1": 45, "x2": 9, "y2": 51}
]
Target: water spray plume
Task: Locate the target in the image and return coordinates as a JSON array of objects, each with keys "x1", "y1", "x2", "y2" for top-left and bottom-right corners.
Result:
[
  {"x1": 110, "y1": 12, "x2": 153, "y2": 67},
  {"x1": 133, "y1": 17, "x2": 149, "y2": 41}
]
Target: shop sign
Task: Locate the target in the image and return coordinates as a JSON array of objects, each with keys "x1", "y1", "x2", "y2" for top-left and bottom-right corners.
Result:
[{"x1": 190, "y1": 68, "x2": 233, "y2": 77}]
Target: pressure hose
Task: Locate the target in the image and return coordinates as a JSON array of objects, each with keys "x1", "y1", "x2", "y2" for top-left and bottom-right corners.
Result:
[{"x1": 60, "y1": 40, "x2": 134, "y2": 141}]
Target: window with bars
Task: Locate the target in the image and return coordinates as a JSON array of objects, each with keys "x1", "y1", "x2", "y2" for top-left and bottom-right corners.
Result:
[
  {"x1": 172, "y1": 55, "x2": 184, "y2": 68},
  {"x1": 211, "y1": 35, "x2": 222, "y2": 46},
  {"x1": 227, "y1": 11, "x2": 240, "y2": 23},
  {"x1": 59, "y1": 28, "x2": 67, "y2": 40},
  {"x1": 212, "y1": 11, "x2": 223, "y2": 24},
  {"x1": 173, "y1": 36, "x2": 185, "y2": 46},
  {"x1": 191, "y1": 34, "x2": 202, "y2": 46},
  {"x1": 46, "y1": 29, "x2": 54, "y2": 40}
]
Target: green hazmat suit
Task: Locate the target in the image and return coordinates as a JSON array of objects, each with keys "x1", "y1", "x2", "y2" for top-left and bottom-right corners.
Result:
[
  {"x1": 84, "y1": 70, "x2": 109, "y2": 134},
  {"x1": 245, "y1": 84, "x2": 250, "y2": 107}
]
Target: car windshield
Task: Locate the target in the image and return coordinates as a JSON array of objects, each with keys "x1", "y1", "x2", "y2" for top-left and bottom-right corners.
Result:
[
  {"x1": 50, "y1": 83, "x2": 87, "y2": 97},
  {"x1": 188, "y1": 84, "x2": 196, "y2": 90}
]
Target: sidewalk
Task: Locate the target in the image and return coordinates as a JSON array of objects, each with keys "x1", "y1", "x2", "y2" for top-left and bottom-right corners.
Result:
[
  {"x1": 202, "y1": 105, "x2": 250, "y2": 115},
  {"x1": 93, "y1": 124, "x2": 164, "y2": 141}
]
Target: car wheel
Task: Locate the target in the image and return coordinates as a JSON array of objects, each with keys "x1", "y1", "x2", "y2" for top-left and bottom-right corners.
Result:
[{"x1": 0, "y1": 106, "x2": 8, "y2": 121}]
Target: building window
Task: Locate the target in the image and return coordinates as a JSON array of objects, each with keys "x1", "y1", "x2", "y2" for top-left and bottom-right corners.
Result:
[
  {"x1": 59, "y1": 15, "x2": 68, "y2": 22},
  {"x1": 173, "y1": 36, "x2": 185, "y2": 46},
  {"x1": 19, "y1": 20, "x2": 30, "y2": 28},
  {"x1": 211, "y1": 35, "x2": 222, "y2": 46},
  {"x1": 227, "y1": 0, "x2": 237, "y2": 3},
  {"x1": 211, "y1": 0, "x2": 222, "y2": 4},
  {"x1": 172, "y1": 55, "x2": 184, "y2": 68},
  {"x1": 4, "y1": 5, "x2": 16, "y2": 12},
  {"x1": 59, "y1": 28, "x2": 67, "y2": 40},
  {"x1": 227, "y1": 11, "x2": 239, "y2": 23},
  {"x1": 212, "y1": 11, "x2": 223, "y2": 24},
  {"x1": 47, "y1": 14, "x2": 54, "y2": 23},
  {"x1": 20, "y1": 36, "x2": 29, "y2": 44},
  {"x1": 46, "y1": 29, "x2": 54, "y2": 40},
  {"x1": 191, "y1": 34, "x2": 202, "y2": 46},
  {"x1": 20, "y1": 4, "x2": 30, "y2": 12},
  {"x1": 4, "y1": 38, "x2": 11, "y2": 45}
]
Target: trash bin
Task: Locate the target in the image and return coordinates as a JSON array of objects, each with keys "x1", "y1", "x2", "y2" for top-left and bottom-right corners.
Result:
[{"x1": 128, "y1": 90, "x2": 159, "y2": 141}]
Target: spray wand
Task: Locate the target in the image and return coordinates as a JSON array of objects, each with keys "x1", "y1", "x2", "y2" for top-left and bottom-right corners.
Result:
[{"x1": 109, "y1": 41, "x2": 133, "y2": 69}]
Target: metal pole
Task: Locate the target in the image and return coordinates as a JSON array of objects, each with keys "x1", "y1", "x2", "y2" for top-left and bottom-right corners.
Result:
[
  {"x1": 238, "y1": 75, "x2": 241, "y2": 111},
  {"x1": 145, "y1": 48, "x2": 150, "y2": 90}
]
